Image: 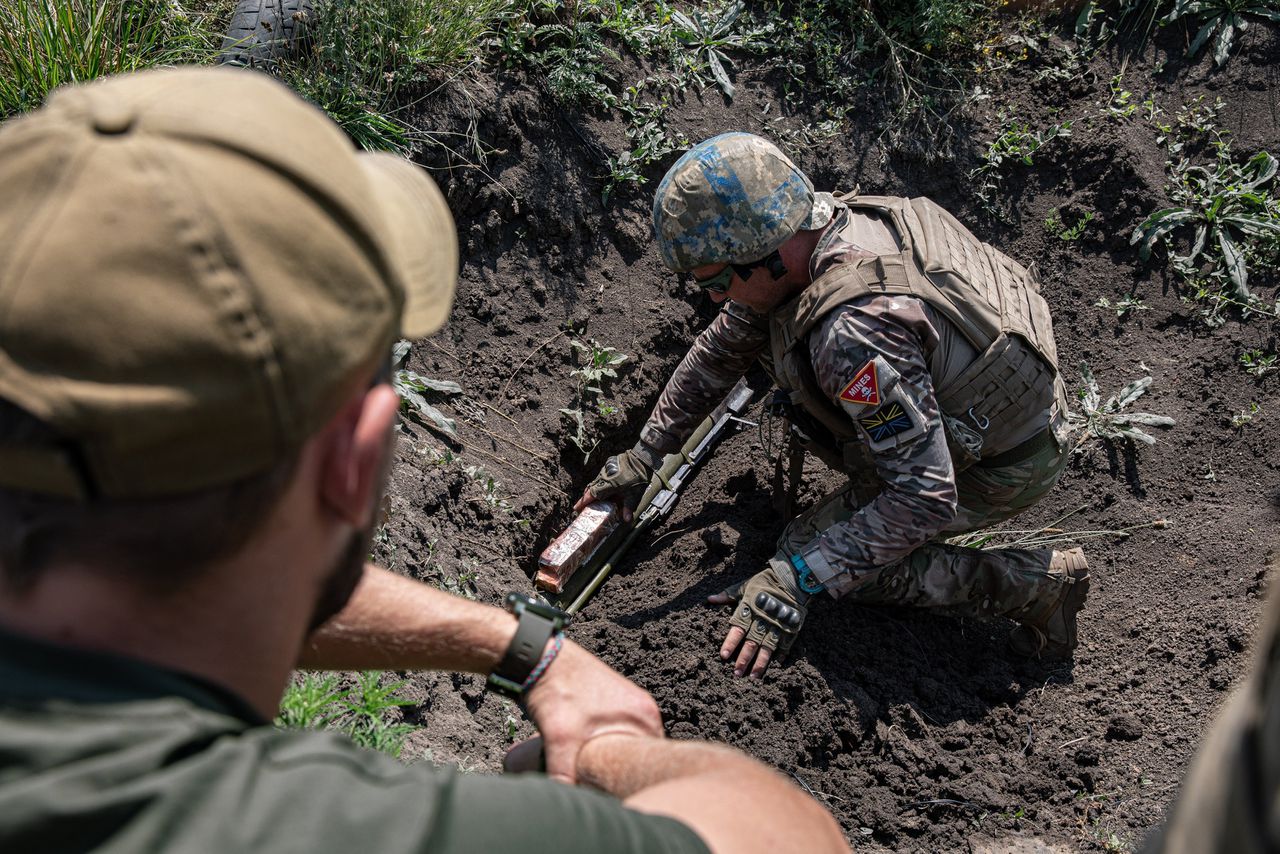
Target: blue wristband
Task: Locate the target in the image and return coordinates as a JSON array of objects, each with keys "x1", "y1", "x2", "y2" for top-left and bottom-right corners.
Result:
[{"x1": 790, "y1": 553, "x2": 826, "y2": 595}]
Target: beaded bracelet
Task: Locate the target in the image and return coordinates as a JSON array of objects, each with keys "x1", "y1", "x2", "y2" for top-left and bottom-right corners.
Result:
[{"x1": 520, "y1": 632, "x2": 565, "y2": 693}]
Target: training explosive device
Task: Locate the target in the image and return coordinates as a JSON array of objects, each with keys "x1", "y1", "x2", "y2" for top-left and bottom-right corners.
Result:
[
  {"x1": 538, "y1": 377, "x2": 762, "y2": 614},
  {"x1": 536, "y1": 501, "x2": 620, "y2": 593}
]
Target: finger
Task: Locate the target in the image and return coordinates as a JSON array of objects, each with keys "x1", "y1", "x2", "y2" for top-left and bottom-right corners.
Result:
[
  {"x1": 734, "y1": 639, "x2": 760, "y2": 677},
  {"x1": 572, "y1": 490, "x2": 595, "y2": 513},
  {"x1": 720, "y1": 626, "x2": 745, "y2": 660},
  {"x1": 540, "y1": 741, "x2": 576, "y2": 786},
  {"x1": 621, "y1": 506, "x2": 633, "y2": 523},
  {"x1": 749, "y1": 646, "x2": 773, "y2": 680},
  {"x1": 503, "y1": 737, "x2": 546, "y2": 775},
  {"x1": 707, "y1": 580, "x2": 745, "y2": 606}
]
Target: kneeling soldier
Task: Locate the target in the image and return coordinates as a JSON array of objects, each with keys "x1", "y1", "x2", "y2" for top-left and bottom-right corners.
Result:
[{"x1": 578, "y1": 133, "x2": 1089, "y2": 678}]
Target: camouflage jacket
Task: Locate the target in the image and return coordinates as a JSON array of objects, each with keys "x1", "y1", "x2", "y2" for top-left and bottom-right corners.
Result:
[{"x1": 638, "y1": 206, "x2": 959, "y2": 589}]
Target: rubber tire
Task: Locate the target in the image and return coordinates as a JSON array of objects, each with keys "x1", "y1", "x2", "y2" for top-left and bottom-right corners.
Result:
[{"x1": 218, "y1": 0, "x2": 313, "y2": 68}]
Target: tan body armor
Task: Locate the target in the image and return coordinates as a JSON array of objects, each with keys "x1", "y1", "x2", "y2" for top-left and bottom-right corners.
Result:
[{"x1": 766, "y1": 195, "x2": 1060, "y2": 474}]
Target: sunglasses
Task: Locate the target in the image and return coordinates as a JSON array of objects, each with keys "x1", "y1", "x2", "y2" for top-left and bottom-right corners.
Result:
[{"x1": 691, "y1": 249, "x2": 788, "y2": 294}]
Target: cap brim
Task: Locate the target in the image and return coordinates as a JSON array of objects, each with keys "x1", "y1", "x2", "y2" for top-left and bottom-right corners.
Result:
[
  {"x1": 359, "y1": 153, "x2": 458, "y2": 339},
  {"x1": 800, "y1": 192, "x2": 836, "y2": 231}
]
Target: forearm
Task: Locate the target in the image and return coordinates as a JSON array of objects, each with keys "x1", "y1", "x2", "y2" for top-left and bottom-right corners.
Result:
[
  {"x1": 639, "y1": 303, "x2": 767, "y2": 453},
  {"x1": 579, "y1": 734, "x2": 849, "y2": 854},
  {"x1": 298, "y1": 563, "x2": 516, "y2": 672}
]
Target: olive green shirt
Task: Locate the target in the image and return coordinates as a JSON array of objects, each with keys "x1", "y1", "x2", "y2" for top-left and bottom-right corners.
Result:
[{"x1": 0, "y1": 627, "x2": 709, "y2": 854}]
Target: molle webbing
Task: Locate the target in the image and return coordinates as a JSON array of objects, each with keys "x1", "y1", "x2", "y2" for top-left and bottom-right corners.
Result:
[{"x1": 768, "y1": 194, "x2": 1060, "y2": 465}]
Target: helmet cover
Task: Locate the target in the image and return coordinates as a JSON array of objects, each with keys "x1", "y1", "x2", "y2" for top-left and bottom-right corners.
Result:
[{"x1": 652, "y1": 132, "x2": 815, "y2": 272}]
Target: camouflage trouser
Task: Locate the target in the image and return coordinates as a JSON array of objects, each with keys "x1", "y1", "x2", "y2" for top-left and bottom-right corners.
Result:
[{"x1": 774, "y1": 413, "x2": 1072, "y2": 623}]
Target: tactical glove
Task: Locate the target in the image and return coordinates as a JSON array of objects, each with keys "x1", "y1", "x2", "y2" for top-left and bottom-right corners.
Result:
[
  {"x1": 722, "y1": 562, "x2": 811, "y2": 658},
  {"x1": 585, "y1": 448, "x2": 652, "y2": 512}
]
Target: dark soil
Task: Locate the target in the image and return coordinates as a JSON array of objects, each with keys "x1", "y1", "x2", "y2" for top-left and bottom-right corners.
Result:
[{"x1": 373, "y1": 17, "x2": 1280, "y2": 852}]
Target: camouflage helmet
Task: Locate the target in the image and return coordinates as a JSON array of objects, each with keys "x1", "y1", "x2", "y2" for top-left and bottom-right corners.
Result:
[{"x1": 652, "y1": 132, "x2": 834, "y2": 272}]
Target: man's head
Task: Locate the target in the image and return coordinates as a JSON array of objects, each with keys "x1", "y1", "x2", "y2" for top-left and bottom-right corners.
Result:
[
  {"x1": 652, "y1": 133, "x2": 835, "y2": 312},
  {"x1": 0, "y1": 68, "x2": 457, "y2": 624}
]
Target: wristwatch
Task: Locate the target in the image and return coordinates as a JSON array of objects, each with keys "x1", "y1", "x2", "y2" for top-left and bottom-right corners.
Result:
[{"x1": 486, "y1": 593, "x2": 571, "y2": 700}]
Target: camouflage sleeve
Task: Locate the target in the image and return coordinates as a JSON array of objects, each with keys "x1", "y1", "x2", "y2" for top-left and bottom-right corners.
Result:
[
  {"x1": 638, "y1": 301, "x2": 769, "y2": 454},
  {"x1": 795, "y1": 295, "x2": 958, "y2": 597}
]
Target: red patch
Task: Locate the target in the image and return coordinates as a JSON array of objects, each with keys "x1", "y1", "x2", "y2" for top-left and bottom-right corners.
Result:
[{"x1": 839, "y1": 360, "x2": 880, "y2": 407}]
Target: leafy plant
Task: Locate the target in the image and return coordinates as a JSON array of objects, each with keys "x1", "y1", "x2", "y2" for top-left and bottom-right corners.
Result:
[
  {"x1": 559, "y1": 338, "x2": 627, "y2": 455},
  {"x1": 277, "y1": 671, "x2": 419, "y2": 758},
  {"x1": 1095, "y1": 294, "x2": 1150, "y2": 316},
  {"x1": 1167, "y1": 0, "x2": 1279, "y2": 67},
  {"x1": 1046, "y1": 208, "x2": 1096, "y2": 241},
  {"x1": 1230, "y1": 401, "x2": 1261, "y2": 428},
  {"x1": 970, "y1": 115, "x2": 1073, "y2": 216},
  {"x1": 0, "y1": 0, "x2": 221, "y2": 117},
  {"x1": 391, "y1": 340, "x2": 464, "y2": 438},
  {"x1": 1068, "y1": 363, "x2": 1175, "y2": 450},
  {"x1": 462, "y1": 464, "x2": 512, "y2": 512},
  {"x1": 671, "y1": 1, "x2": 759, "y2": 100},
  {"x1": 1240, "y1": 349, "x2": 1279, "y2": 377},
  {"x1": 1132, "y1": 138, "x2": 1280, "y2": 298},
  {"x1": 602, "y1": 85, "x2": 685, "y2": 202}
]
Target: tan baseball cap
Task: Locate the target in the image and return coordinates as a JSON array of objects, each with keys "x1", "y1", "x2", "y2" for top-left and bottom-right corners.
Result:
[{"x1": 0, "y1": 67, "x2": 458, "y2": 499}]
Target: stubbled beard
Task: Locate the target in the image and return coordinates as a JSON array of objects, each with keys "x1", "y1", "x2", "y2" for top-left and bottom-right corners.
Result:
[{"x1": 307, "y1": 522, "x2": 372, "y2": 633}]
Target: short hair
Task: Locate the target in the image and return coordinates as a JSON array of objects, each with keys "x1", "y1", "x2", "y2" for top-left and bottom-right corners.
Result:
[{"x1": 0, "y1": 398, "x2": 299, "y2": 594}]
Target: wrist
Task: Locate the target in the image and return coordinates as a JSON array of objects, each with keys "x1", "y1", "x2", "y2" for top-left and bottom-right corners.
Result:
[
  {"x1": 788, "y1": 553, "x2": 824, "y2": 599},
  {"x1": 629, "y1": 440, "x2": 664, "y2": 471},
  {"x1": 486, "y1": 593, "x2": 571, "y2": 700}
]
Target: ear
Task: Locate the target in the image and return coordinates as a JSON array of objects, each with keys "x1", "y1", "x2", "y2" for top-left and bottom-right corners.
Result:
[{"x1": 319, "y1": 384, "x2": 400, "y2": 527}]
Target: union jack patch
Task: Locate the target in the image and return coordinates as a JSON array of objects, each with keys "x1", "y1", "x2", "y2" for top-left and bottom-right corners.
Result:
[{"x1": 859, "y1": 401, "x2": 915, "y2": 443}]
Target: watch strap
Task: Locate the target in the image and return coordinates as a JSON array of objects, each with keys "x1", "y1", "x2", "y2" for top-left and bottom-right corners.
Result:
[{"x1": 490, "y1": 606, "x2": 556, "y2": 693}]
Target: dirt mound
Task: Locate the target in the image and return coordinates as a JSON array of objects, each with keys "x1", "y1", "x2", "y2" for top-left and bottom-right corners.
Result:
[{"x1": 376, "y1": 19, "x2": 1280, "y2": 851}]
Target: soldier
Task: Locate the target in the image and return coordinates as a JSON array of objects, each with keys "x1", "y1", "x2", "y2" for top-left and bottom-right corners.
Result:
[
  {"x1": 579, "y1": 132, "x2": 1089, "y2": 679},
  {"x1": 0, "y1": 73, "x2": 848, "y2": 854}
]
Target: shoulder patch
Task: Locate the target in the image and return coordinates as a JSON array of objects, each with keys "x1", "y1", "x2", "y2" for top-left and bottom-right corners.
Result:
[
  {"x1": 839, "y1": 360, "x2": 880, "y2": 407},
  {"x1": 859, "y1": 401, "x2": 915, "y2": 443}
]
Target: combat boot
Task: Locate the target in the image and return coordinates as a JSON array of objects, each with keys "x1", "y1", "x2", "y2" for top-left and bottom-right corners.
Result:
[{"x1": 1008, "y1": 548, "x2": 1090, "y2": 659}]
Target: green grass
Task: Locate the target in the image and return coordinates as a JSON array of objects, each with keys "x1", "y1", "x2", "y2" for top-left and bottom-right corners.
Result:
[
  {"x1": 279, "y1": 0, "x2": 515, "y2": 152},
  {"x1": 0, "y1": 0, "x2": 225, "y2": 117},
  {"x1": 277, "y1": 671, "x2": 420, "y2": 758}
]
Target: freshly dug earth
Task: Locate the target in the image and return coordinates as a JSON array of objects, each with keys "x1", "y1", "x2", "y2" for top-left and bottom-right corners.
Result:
[{"x1": 371, "y1": 18, "x2": 1280, "y2": 852}]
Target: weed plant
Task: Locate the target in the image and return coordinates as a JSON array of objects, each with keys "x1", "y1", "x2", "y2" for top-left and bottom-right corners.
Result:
[
  {"x1": 670, "y1": 1, "x2": 760, "y2": 100},
  {"x1": 1068, "y1": 363, "x2": 1175, "y2": 450},
  {"x1": 0, "y1": 0, "x2": 224, "y2": 117},
  {"x1": 278, "y1": 671, "x2": 419, "y2": 758},
  {"x1": 970, "y1": 114, "x2": 1073, "y2": 217},
  {"x1": 1075, "y1": 0, "x2": 1277, "y2": 66},
  {"x1": 1240, "y1": 349, "x2": 1278, "y2": 377},
  {"x1": 1133, "y1": 136, "x2": 1280, "y2": 299},
  {"x1": 1095, "y1": 295, "x2": 1151, "y2": 317},
  {"x1": 1045, "y1": 208, "x2": 1095, "y2": 241},
  {"x1": 560, "y1": 338, "x2": 627, "y2": 456},
  {"x1": 750, "y1": 0, "x2": 997, "y2": 159},
  {"x1": 1168, "y1": 0, "x2": 1279, "y2": 66},
  {"x1": 392, "y1": 340, "x2": 464, "y2": 438}
]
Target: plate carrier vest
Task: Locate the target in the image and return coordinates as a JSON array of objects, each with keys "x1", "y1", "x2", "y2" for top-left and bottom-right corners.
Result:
[{"x1": 766, "y1": 194, "x2": 1061, "y2": 476}]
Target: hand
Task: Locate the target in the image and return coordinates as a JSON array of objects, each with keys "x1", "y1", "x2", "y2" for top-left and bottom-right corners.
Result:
[
  {"x1": 573, "y1": 449, "x2": 653, "y2": 522},
  {"x1": 520, "y1": 639, "x2": 664, "y2": 785},
  {"x1": 707, "y1": 562, "x2": 809, "y2": 679}
]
